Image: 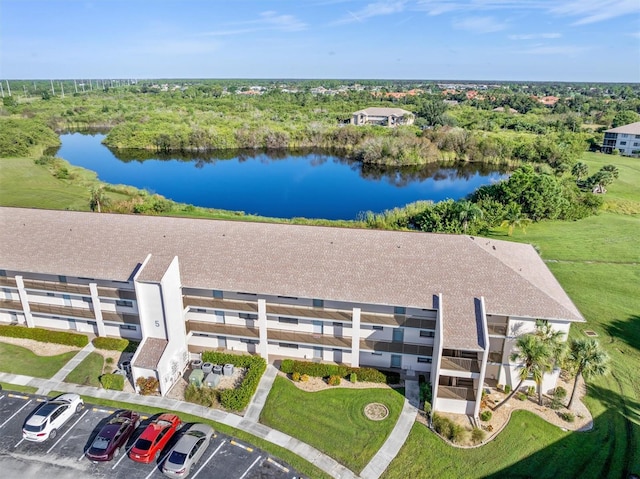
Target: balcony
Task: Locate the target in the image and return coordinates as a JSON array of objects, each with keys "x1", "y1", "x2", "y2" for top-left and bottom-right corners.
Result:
[
  {"x1": 487, "y1": 323, "x2": 507, "y2": 336},
  {"x1": 488, "y1": 352, "x2": 502, "y2": 363},
  {"x1": 29, "y1": 302, "x2": 96, "y2": 320},
  {"x1": 183, "y1": 296, "x2": 258, "y2": 313},
  {"x1": 360, "y1": 339, "x2": 433, "y2": 356},
  {"x1": 101, "y1": 311, "x2": 140, "y2": 324},
  {"x1": 0, "y1": 298, "x2": 23, "y2": 312},
  {"x1": 22, "y1": 279, "x2": 90, "y2": 295},
  {"x1": 97, "y1": 287, "x2": 137, "y2": 300},
  {"x1": 437, "y1": 385, "x2": 476, "y2": 401},
  {"x1": 268, "y1": 329, "x2": 352, "y2": 349},
  {"x1": 186, "y1": 320, "x2": 260, "y2": 339},
  {"x1": 440, "y1": 356, "x2": 480, "y2": 373},
  {"x1": 0, "y1": 277, "x2": 17, "y2": 288},
  {"x1": 267, "y1": 303, "x2": 353, "y2": 322}
]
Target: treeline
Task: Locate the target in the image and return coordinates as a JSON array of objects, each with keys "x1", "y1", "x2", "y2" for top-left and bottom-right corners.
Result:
[
  {"x1": 363, "y1": 164, "x2": 609, "y2": 234},
  {"x1": 0, "y1": 118, "x2": 60, "y2": 157}
]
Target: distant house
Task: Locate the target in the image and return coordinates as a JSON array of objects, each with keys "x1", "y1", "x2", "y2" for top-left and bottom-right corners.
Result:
[
  {"x1": 492, "y1": 106, "x2": 518, "y2": 114},
  {"x1": 537, "y1": 96, "x2": 560, "y2": 106},
  {"x1": 351, "y1": 107, "x2": 414, "y2": 127},
  {"x1": 601, "y1": 122, "x2": 640, "y2": 157}
]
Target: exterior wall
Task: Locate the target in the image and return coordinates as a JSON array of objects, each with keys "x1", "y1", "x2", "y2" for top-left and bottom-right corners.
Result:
[
  {"x1": 602, "y1": 132, "x2": 640, "y2": 157},
  {"x1": 436, "y1": 398, "x2": 476, "y2": 415}
]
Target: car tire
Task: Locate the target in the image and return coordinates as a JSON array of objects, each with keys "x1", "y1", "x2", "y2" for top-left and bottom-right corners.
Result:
[
  {"x1": 49, "y1": 429, "x2": 57, "y2": 440},
  {"x1": 155, "y1": 450, "x2": 160, "y2": 461},
  {"x1": 76, "y1": 403, "x2": 83, "y2": 413}
]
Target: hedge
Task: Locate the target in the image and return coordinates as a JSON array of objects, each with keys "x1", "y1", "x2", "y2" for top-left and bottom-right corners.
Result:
[
  {"x1": 279, "y1": 359, "x2": 388, "y2": 383},
  {"x1": 100, "y1": 373, "x2": 124, "y2": 391},
  {"x1": 92, "y1": 337, "x2": 139, "y2": 353},
  {"x1": 201, "y1": 351, "x2": 266, "y2": 411},
  {"x1": 0, "y1": 324, "x2": 88, "y2": 347}
]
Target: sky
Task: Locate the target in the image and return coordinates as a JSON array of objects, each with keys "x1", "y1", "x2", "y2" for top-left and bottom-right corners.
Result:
[{"x1": 1, "y1": 0, "x2": 639, "y2": 82}]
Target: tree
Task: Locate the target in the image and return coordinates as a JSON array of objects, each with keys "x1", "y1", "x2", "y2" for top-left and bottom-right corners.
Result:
[
  {"x1": 500, "y1": 203, "x2": 532, "y2": 236},
  {"x1": 494, "y1": 334, "x2": 552, "y2": 409},
  {"x1": 89, "y1": 186, "x2": 109, "y2": 213},
  {"x1": 566, "y1": 339, "x2": 608, "y2": 410},
  {"x1": 456, "y1": 200, "x2": 483, "y2": 233},
  {"x1": 571, "y1": 162, "x2": 589, "y2": 181},
  {"x1": 611, "y1": 110, "x2": 640, "y2": 128}
]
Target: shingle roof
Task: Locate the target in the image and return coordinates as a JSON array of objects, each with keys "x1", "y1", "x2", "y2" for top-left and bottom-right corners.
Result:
[
  {"x1": 352, "y1": 107, "x2": 412, "y2": 117},
  {"x1": 605, "y1": 121, "x2": 640, "y2": 135},
  {"x1": 0, "y1": 207, "x2": 584, "y2": 350},
  {"x1": 133, "y1": 338, "x2": 168, "y2": 369}
]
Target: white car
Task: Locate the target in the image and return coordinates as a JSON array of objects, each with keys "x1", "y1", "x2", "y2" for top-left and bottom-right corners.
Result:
[{"x1": 22, "y1": 393, "x2": 84, "y2": 442}]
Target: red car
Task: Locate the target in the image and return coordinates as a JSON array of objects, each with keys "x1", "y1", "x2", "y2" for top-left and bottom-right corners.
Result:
[
  {"x1": 86, "y1": 410, "x2": 140, "y2": 461},
  {"x1": 129, "y1": 413, "x2": 181, "y2": 463}
]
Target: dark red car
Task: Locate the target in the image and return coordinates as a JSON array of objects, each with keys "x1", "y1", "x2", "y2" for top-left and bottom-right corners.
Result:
[
  {"x1": 86, "y1": 410, "x2": 141, "y2": 461},
  {"x1": 129, "y1": 413, "x2": 181, "y2": 463}
]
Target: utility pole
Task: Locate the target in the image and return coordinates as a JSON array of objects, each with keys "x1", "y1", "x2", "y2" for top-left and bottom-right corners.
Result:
[
  {"x1": 23, "y1": 85, "x2": 28, "y2": 98},
  {"x1": 74, "y1": 79, "x2": 78, "y2": 93},
  {"x1": 51, "y1": 79, "x2": 55, "y2": 96},
  {"x1": 89, "y1": 79, "x2": 93, "y2": 90},
  {"x1": 0, "y1": 82, "x2": 4, "y2": 98},
  {"x1": 81, "y1": 82, "x2": 85, "y2": 93},
  {"x1": 60, "y1": 82, "x2": 64, "y2": 98},
  {"x1": 5, "y1": 80, "x2": 11, "y2": 96}
]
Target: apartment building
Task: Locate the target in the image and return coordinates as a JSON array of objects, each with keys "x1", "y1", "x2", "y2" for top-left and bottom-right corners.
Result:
[
  {"x1": 601, "y1": 121, "x2": 640, "y2": 157},
  {"x1": 0, "y1": 208, "x2": 583, "y2": 416},
  {"x1": 351, "y1": 107, "x2": 415, "y2": 127}
]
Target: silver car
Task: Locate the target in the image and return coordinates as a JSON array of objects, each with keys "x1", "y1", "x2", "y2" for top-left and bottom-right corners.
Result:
[{"x1": 161, "y1": 423, "x2": 214, "y2": 477}]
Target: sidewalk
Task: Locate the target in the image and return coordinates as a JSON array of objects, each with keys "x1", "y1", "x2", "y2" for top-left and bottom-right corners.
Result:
[
  {"x1": 243, "y1": 363, "x2": 278, "y2": 422},
  {"x1": 36, "y1": 342, "x2": 95, "y2": 395}
]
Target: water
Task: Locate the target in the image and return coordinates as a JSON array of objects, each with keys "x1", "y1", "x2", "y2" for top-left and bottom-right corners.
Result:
[{"x1": 54, "y1": 133, "x2": 508, "y2": 220}]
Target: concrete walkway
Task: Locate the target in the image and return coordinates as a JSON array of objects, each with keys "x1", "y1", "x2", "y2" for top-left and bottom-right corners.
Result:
[
  {"x1": 0, "y1": 370, "x2": 358, "y2": 479},
  {"x1": 244, "y1": 363, "x2": 278, "y2": 422},
  {"x1": 36, "y1": 342, "x2": 95, "y2": 395},
  {"x1": 359, "y1": 379, "x2": 419, "y2": 479}
]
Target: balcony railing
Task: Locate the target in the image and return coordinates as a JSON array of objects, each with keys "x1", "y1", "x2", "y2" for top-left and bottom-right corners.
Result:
[
  {"x1": 101, "y1": 310, "x2": 140, "y2": 324},
  {"x1": 268, "y1": 329, "x2": 352, "y2": 349},
  {"x1": 266, "y1": 303, "x2": 353, "y2": 322},
  {"x1": 97, "y1": 287, "x2": 137, "y2": 300},
  {"x1": 360, "y1": 339, "x2": 433, "y2": 356},
  {"x1": 0, "y1": 277, "x2": 17, "y2": 288},
  {"x1": 440, "y1": 356, "x2": 480, "y2": 373},
  {"x1": 437, "y1": 385, "x2": 476, "y2": 401},
  {"x1": 487, "y1": 323, "x2": 507, "y2": 335},
  {"x1": 22, "y1": 279, "x2": 90, "y2": 295},
  {"x1": 488, "y1": 352, "x2": 502, "y2": 363},
  {"x1": 186, "y1": 320, "x2": 259, "y2": 339},
  {"x1": 0, "y1": 298, "x2": 23, "y2": 312},
  {"x1": 29, "y1": 302, "x2": 96, "y2": 320},
  {"x1": 183, "y1": 296, "x2": 258, "y2": 313}
]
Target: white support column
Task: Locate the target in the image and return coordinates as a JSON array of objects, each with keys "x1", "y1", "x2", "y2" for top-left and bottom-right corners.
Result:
[
  {"x1": 15, "y1": 276, "x2": 34, "y2": 328},
  {"x1": 257, "y1": 299, "x2": 268, "y2": 362},
  {"x1": 89, "y1": 283, "x2": 106, "y2": 337},
  {"x1": 351, "y1": 307, "x2": 361, "y2": 367},
  {"x1": 474, "y1": 297, "x2": 490, "y2": 419}
]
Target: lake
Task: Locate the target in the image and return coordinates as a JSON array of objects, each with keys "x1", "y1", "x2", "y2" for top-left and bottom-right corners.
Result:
[{"x1": 54, "y1": 133, "x2": 508, "y2": 220}]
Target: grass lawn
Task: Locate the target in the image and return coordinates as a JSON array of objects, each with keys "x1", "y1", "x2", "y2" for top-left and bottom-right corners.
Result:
[
  {"x1": 63, "y1": 351, "x2": 104, "y2": 387},
  {"x1": 0, "y1": 342, "x2": 77, "y2": 379},
  {"x1": 260, "y1": 377, "x2": 405, "y2": 472},
  {"x1": 0, "y1": 382, "x2": 38, "y2": 394}
]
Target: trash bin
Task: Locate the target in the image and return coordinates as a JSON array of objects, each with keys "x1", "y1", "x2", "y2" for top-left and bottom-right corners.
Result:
[
  {"x1": 120, "y1": 360, "x2": 132, "y2": 375},
  {"x1": 223, "y1": 363, "x2": 234, "y2": 376},
  {"x1": 202, "y1": 362, "x2": 213, "y2": 374},
  {"x1": 191, "y1": 359, "x2": 203, "y2": 369},
  {"x1": 189, "y1": 369, "x2": 204, "y2": 387},
  {"x1": 212, "y1": 364, "x2": 223, "y2": 376},
  {"x1": 204, "y1": 372, "x2": 220, "y2": 388}
]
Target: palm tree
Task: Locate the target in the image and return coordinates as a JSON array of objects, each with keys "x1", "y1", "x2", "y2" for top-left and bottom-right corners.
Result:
[
  {"x1": 566, "y1": 338, "x2": 609, "y2": 410},
  {"x1": 571, "y1": 162, "x2": 589, "y2": 181},
  {"x1": 500, "y1": 203, "x2": 532, "y2": 236},
  {"x1": 534, "y1": 320, "x2": 566, "y2": 368},
  {"x1": 456, "y1": 201, "x2": 483, "y2": 233},
  {"x1": 494, "y1": 334, "x2": 551, "y2": 409},
  {"x1": 89, "y1": 185, "x2": 108, "y2": 213}
]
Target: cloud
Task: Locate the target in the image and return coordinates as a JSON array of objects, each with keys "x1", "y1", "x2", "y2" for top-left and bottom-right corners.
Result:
[
  {"x1": 508, "y1": 33, "x2": 562, "y2": 40},
  {"x1": 630, "y1": 31, "x2": 640, "y2": 38},
  {"x1": 551, "y1": 0, "x2": 640, "y2": 25},
  {"x1": 519, "y1": 45, "x2": 587, "y2": 55},
  {"x1": 453, "y1": 16, "x2": 507, "y2": 33},
  {"x1": 333, "y1": 1, "x2": 406, "y2": 25},
  {"x1": 201, "y1": 11, "x2": 306, "y2": 36}
]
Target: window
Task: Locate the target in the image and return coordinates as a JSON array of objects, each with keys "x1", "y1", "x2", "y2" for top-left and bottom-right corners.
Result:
[
  {"x1": 239, "y1": 313, "x2": 258, "y2": 320},
  {"x1": 417, "y1": 357, "x2": 432, "y2": 363},
  {"x1": 120, "y1": 324, "x2": 137, "y2": 331},
  {"x1": 240, "y1": 339, "x2": 259, "y2": 344},
  {"x1": 634, "y1": 142, "x2": 639, "y2": 146},
  {"x1": 620, "y1": 141, "x2": 627, "y2": 145},
  {"x1": 278, "y1": 317, "x2": 298, "y2": 325},
  {"x1": 46, "y1": 292, "x2": 55, "y2": 297},
  {"x1": 312, "y1": 299, "x2": 324, "y2": 308},
  {"x1": 58, "y1": 275, "x2": 67, "y2": 283},
  {"x1": 0, "y1": 270, "x2": 6, "y2": 277},
  {"x1": 420, "y1": 330, "x2": 435, "y2": 338},
  {"x1": 621, "y1": 134, "x2": 629, "y2": 138},
  {"x1": 333, "y1": 322, "x2": 343, "y2": 327},
  {"x1": 372, "y1": 325, "x2": 383, "y2": 330},
  {"x1": 82, "y1": 297, "x2": 92, "y2": 304},
  {"x1": 620, "y1": 149, "x2": 626, "y2": 153},
  {"x1": 394, "y1": 306, "x2": 406, "y2": 315},
  {"x1": 371, "y1": 352, "x2": 383, "y2": 356},
  {"x1": 116, "y1": 299, "x2": 133, "y2": 308},
  {"x1": 280, "y1": 343, "x2": 299, "y2": 349},
  {"x1": 213, "y1": 290, "x2": 223, "y2": 299},
  {"x1": 194, "y1": 308, "x2": 207, "y2": 313}
]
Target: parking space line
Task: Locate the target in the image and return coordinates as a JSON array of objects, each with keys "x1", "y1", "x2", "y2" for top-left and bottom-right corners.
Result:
[
  {"x1": 111, "y1": 442, "x2": 137, "y2": 470},
  {"x1": 143, "y1": 449, "x2": 174, "y2": 479},
  {"x1": 0, "y1": 394, "x2": 5, "y2": 400},
  {"x1": 239, "y1": 455, "x2": 262, "y2": 479},
  {"x1": 46, "y1": 409, "x2": 89, "y2": 454},
  {"x1": 0, "y1": 399, "x2": 32, "y2": 429},
  {"x1": 8, "y1": 394, "x2": 29, "y2": 400},
  {"x1": 14, "y1": 438, "x2": 25, "y2": 448},
  {"x1": 267, "y1": 457, "x2": 290, "y2": 473},
  {"x1": 77, "y1": 450, "x2": 87, "y2": 461},
  {"x1": 191, "y1": 440, "x2": 226, "y2": 479},
  {"x1": 230, "y1": 440, "x2": 254, "y2": 452},
  {"x1": 92, "y1": 408, "x2": 115, "y2": 414}
]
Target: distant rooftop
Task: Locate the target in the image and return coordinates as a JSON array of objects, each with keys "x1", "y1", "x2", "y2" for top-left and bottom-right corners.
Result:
[
  {"x1": 352, "y1": 107, "x2": 412, "y2": 117},
  {"x1": 605, "y1": 122, "x2": 640, "y2": 135}
]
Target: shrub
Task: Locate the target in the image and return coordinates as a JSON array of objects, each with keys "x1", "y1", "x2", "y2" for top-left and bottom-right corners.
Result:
[
  {"x1": 92, "y1": 337, "x2": 139, "y2": 353},
  {"x1": 105, "y1": 357, "x2": 114, "y2": 365},
  {"x1": 423, "y1": 401, "x2": 432, "y2": 417},
  {"x1": 291, "y1": 361, "x2": 347, "y2": 378},
  {"x1": 480, "y1": 410, "x2": 492, "y2": 422},
  {"x1": 0, "y1": 324, "x2": 88, "y2": 347},
  {"x1": 300, "y1": 374, "x2": 309, "y2": 382},
  {"x1": 472, "y1": 427, "x2": 486, "y2": 444},
  {"x1": 136, "y1": 376, "x2": 159, "y2": 395},
  {"x1": 432, "y1": 414, "x2": 452, "y2": 437},
  {"x1": 327, "y1": 375, "x2": 341, "y2": 386},
  {"x1": 560, "y1": 412, "x2": 575, "y2": 423},
  {"x1": 504, "y1": 384, "x2": 512, "y2": 394},
  {"x1": 516, "y1": 392, "x2": 527, "y2": 401},
  {"x1": 527, "y1": 386, "x2": 536, "y2": 396},
  {"x1": 184, "y1": 384, "x2": 219, "y2": 407},
  {"x1": 280, "y1": 359, "x2": 294, "y2": 374},
  {"x1": 551, "y1": 386, "x2": 568, "y2": 410},
  {"x1": 449, "y1": 423, "x2": 465, "y2": 443},
  {"x1": 292, "y1": 372, "x2": 301, "y2": 382},
  {"x1": 100, "y1": 373, "x2": 124, "y2": 391},
  {"x1": 202, "y1": 351, "x2": 266, "y2": 411},
  {"x1": 349, "y1": 373, "x2": 357, "y2": 383},
  {"x1": 347, "y1": 367, "x2": 386, "y2": 383},
  {"x1": 419, "y1": 382, "x2": 433, "y2": 403}
]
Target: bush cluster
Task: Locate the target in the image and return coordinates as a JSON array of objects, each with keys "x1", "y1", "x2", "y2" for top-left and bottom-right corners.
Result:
[
  {"x1": 559, "y1": 411, "x2": 575, "y2": 423},
  {"x1": 504, "y1": 384, "x2": 512, "y2": 394},
  {"x1": 432, "y1": 414, "x2": 465, "y2": 443},
  {"x1": 184, "y1": 383, "x2": 219, "y2": 407},
  {"x1": 0, "y1": 325, "x2": 88, "y2": 347},
  {"x1": 136, "y1": 376, "x2": 159, "y2": 395},
  {"x1": 201, "y1": 351, "x2": 266, "y2": 411},
  {"x1": 479, "y1": 410, "x2": 492, "y2": 422},
  {"x1": 100, "y1": 373, "x2": 124, "y2": 391},
  {"x1": 516, "y1": 392, "x2": 527, "y2": 401},
  {"x1": 279, "y1": 359, "x2": 387, "y2": 383},
  {"x1": 92, "y1": 337, "x2": 139, "y2": 353},
  {"x1": 327, "y1": 375, "x2": 341, "y2": 386},
  {"x1": 471, "y1": 427, "x2": 486, "y2": 444},
  {"x1": 550, "y1": 386, "x2": 568, "y2": 410}
]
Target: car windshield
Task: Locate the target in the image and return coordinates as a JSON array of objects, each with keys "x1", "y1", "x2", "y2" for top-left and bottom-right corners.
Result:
[
  {"x1": 91, "y1": 436, "x2": 110, "y2": 450},
  {"x1": 134, "y1": 438, "x2": 152, "y2": 451},
  {"x1": 24, "y1": 423, "x2": 46, "y2": 432},
  {"x1": 167, "y1": 451, "x2": 187, "y2": 465}
]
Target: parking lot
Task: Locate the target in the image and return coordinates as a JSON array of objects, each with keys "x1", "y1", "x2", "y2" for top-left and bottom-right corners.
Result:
[{"x1": 0, "y1": 390, "x2": 300, "y2": 479}]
